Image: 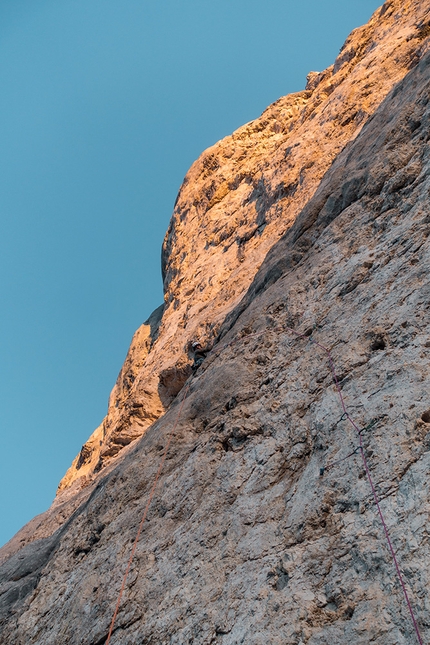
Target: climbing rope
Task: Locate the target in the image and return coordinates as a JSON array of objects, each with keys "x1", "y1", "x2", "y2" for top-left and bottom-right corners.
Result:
[
  {"x1": 216, "y1": 323, "x2": 423, "y2": 642},
  {"x1": 283, "y1": 326, "x2": 424, "y2": 645},
  {"x1": 104, "y1": 323, "x2": 423, "y2": 645},
  {"x1": 105, "y1": 382, "x2": 191, "y2": 645}
]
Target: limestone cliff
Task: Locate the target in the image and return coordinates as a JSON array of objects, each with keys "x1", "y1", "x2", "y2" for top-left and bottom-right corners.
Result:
[
  {"x1": 1, "y1": 1, "x2": 430, "y2": 644},
  {"x1": 58, "y1": 0, "x2": 430, "y2": 496}
]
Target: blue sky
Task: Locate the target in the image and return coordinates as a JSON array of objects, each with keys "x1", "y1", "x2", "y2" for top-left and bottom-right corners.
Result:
[{"x1": 0, "y1": 0, "x2": 382, "y2": 547}]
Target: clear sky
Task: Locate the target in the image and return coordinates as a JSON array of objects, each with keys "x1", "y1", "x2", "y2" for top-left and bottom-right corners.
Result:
[{"x1": 0, "y1": 0, "x2": 383, "y2": 547}]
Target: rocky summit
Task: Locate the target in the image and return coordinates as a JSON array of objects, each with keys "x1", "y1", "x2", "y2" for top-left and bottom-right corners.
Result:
[{"x1": 1, "y1": 1, "x2": 430, "y2": 643}]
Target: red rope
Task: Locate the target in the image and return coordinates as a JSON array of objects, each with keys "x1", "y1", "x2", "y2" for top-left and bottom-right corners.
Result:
[
  {"x1": 105, "y1": 382, "x2": 191, "y2": 645},
  {"x1": 284, "y1": 326, "x2": 424, "y2": 645}
]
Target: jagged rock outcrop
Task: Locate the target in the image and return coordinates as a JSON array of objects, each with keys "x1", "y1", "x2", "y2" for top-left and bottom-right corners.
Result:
[
  {"x1": 58, "y1": 0, "x2": 430, "y2": 496},
  {"x1": 1, "y1": 1, "x2": 430, "y2": 644}
]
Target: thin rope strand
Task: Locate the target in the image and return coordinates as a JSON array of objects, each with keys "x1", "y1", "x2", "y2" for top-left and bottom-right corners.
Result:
[
  {"x1": 181, "y1": 323, "x2": 423, "y2": 642},
  {"x1": 285, "y1": 326, "x2": 423, "y2": 645},
  {"x1": 105, "y1": 382, "x2": 191, "y2": 645}
]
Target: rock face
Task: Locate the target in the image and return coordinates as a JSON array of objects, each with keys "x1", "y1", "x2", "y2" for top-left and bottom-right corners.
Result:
[
  {"x1": 1, "y1": 1, "x2": 430, "y2": 644},
  {"x1": 57, "y1": 0, "x2": 430, "y2": 496}
]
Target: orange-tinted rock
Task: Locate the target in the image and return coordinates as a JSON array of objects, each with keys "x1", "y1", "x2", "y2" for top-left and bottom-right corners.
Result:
[{"x1": 59, "y1": 0, "x2": 430, "y2": 495}]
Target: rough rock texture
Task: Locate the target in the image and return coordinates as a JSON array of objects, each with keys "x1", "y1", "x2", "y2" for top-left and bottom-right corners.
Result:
[
  {"x1": 1, "y1": 1, "x2": 430, "y2": 644},
  {"x1": 57, "y1": 0, "x2": 430, "y2": 495}
]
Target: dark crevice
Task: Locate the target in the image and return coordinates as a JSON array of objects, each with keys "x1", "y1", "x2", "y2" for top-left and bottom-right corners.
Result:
[
  {"x1": 370, "y1": 335, "x2": 386, "y2": 351},
  {"x1": 421, "y1": 410, "x2": 430, "y2": 423}
]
